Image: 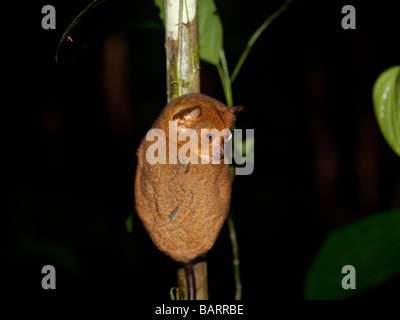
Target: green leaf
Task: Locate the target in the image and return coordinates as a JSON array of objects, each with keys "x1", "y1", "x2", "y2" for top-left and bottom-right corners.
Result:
[
  {"x1": 198, "y1": 0, "x2": 223, "y2": 66},
  {"x1": 154, "y1": 0, "x2": 165, "y2": 23},
  {"x1": 304, "y1": 209, "x2": 400, "y2": 299},
  {"x1": 125, "y1": 214, "x2": 134, "y2": 234},
  {"x1": 373, "y1": 66, "x2": 400, "y2": 157},
  {"x1": 55, "y1": 0, "x2": 109, "y2": 63}
]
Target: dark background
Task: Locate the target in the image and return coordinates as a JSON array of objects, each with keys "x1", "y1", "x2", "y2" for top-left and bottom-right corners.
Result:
[{"x1": 9, "y1": 0, "x2": 400, "y2": 303}]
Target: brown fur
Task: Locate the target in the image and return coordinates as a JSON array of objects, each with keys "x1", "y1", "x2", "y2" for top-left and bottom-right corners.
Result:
[{"x1": 134, "y1": 93, "x2": 238, "y2": 263}]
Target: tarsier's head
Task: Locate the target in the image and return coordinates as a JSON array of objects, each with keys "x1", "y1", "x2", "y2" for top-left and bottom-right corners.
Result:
[{"x1": 161, "y1": 93, "x2": 243, "y2": 164}]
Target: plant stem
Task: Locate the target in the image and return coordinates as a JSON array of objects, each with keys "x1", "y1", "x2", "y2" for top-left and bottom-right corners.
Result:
[
  {"x1": 230, "y1": 0, "x2": 292, "y2": 83},
  {"x1": 217, "y1": 47, "x2": 242, "y2": 300},
  {"x1": 217, "y1": 49, "x2": 234, "y2": 107},
  {"x1": 165, "y1": 0, "x2": 200, "y2": 102},
  {"x1": 217, "y1": 49, "x2": 242, "y2": 299},
  {"x1": 228, "y1": 212, "x2": 242, "y2": 300},
  {"x1": 221, "y1": 0, "x2": 293, "y2": 300},
  {"x1": 177, "y1": 262, "x2": 208, "y2": 300},
  {"x1": 165, "y1": 0, "x2": 208, "y2": 300}
]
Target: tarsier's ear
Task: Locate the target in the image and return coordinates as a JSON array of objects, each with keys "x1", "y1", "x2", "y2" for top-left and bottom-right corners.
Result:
[
  {"x1": 230, "y1": 106, "x2": 245, "y2": 114},
  {"x1": 173, "y1": 106, "x2": 202, "y2": 129}
]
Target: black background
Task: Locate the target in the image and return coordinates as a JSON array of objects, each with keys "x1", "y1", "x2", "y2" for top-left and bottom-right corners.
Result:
[{"x1": 8, "y1": 0, "x2": 400, "y2": 306}]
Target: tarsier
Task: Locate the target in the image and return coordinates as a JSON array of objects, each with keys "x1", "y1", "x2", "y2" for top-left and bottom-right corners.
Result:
[{"x1": 134, "y1": 93, "x2": 241, "y2": 298}]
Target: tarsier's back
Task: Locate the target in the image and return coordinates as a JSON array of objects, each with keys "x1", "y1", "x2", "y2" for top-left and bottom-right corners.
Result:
[{"x1": 134, "y1": 93, "x2": 239, "y2": 263}]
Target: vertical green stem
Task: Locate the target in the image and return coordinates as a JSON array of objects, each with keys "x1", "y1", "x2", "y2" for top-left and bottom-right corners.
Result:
[
  {"x1": 228, "y1": 212, "x2": 242, "y2": 300},
  {"x1": 217, "y1": 49, "x2": 234, "y2": 107},
  {"x1": 218, "y1": 50, "x2": 242, "y2": 300},
  {"x1": 230, "y1": 0, "x2": 292, "y2": 83}
]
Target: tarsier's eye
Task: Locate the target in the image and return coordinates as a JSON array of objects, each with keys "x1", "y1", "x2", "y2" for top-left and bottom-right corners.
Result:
[{"x1": 199, "y1": 126, "x2": 217, "y2": 145}]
